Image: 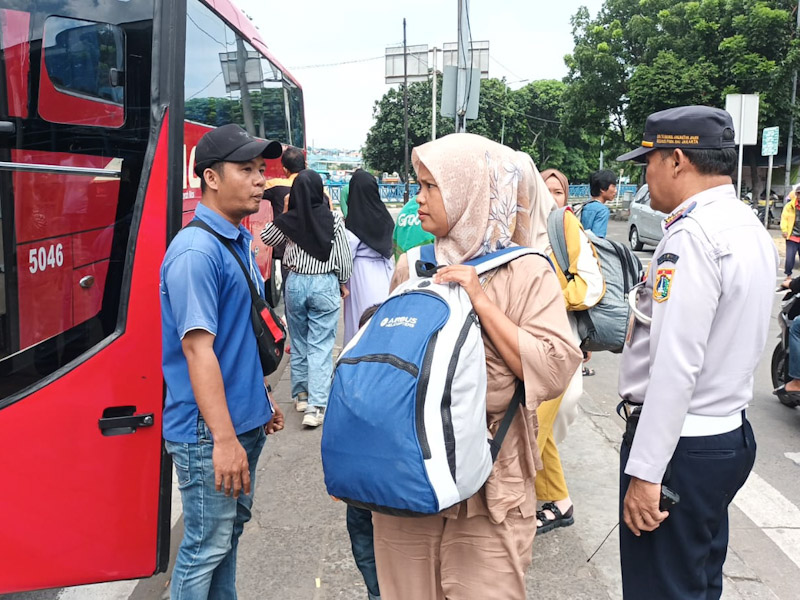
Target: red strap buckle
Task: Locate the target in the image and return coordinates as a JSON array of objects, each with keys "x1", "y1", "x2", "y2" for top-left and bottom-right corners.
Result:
[{"x1": 260, "y1": 308, "x2": 285, "y2": 342}]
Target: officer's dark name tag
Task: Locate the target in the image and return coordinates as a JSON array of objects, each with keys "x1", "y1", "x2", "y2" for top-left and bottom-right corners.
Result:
[{"x1": 657, "y1": 253, "x2": 679, "y2": 265}]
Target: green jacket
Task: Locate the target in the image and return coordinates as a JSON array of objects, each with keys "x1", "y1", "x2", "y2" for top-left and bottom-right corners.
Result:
[{"x1": 393, "y1": 196, "x2": 434, "y2": 260}]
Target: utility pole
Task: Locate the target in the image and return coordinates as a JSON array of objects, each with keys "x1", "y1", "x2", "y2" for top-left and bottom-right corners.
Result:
[
  {"x1": 403, "y1": 18, "x2": 410, "y2": 203},
  {"x1": 501, "y1": 81, "x2": 507, "y2": 145},
  {"x1": 500, "y1": 78, "x2": 528, "y2": 146},
  {"x1": 785, "y1": 0, "x2": 800, "y2": 194},
  {"x1": 431, "y1": 46, "x2": 438, "y2": 141},
  {"x1": 599, "y1": 135, "x2": 604, "y2": 170},
  {"x1": 455, "y1": 0, "x2": 469, "y2": 133}
]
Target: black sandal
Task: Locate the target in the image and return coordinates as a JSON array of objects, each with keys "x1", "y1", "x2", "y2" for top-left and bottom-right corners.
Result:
[
  {"x1": 774, "y1": 384, "x2": 800, "y2": 408},
  {"x1": 536, "y1": 502, "x2": 575, "y2": 535},
  {"x1": 582, "y1": 367, "x2": 595, "y2": 376}
]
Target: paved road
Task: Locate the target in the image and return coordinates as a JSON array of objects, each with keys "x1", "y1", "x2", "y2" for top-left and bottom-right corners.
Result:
[{"x1": 6, "y1": 217, "x2": 800, "y2": 599}]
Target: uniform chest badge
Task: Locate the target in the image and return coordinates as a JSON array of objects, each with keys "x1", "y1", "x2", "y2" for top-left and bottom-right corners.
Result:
[{"x1": 653, "y1": 268, "x2": 674, "y2": 303}]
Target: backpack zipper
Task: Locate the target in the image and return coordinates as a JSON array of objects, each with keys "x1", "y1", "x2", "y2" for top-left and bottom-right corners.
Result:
[
  {"x1": 415, "y1": 331, "x2": 439, "y2": 459},
  {"x1": 337, "y1": 354, "x2": 419, "y2": 378}
]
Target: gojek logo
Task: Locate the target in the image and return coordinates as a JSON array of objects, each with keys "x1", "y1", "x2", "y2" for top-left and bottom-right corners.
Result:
[{"x1": 379, "y1": 316, "x2": 418, "y2": 328}]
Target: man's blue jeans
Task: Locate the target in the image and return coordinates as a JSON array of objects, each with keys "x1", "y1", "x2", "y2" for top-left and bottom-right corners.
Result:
[
  {"x1": 347, "y1": 506, "x2": 381, "y2": 598},
  {"x1": 789, "y1": 317, "x2": 800, "y2": 381},
  {"x1": 165, "y1": 419, "x2": 267, "y2": 600},
  {"x1": 285, "y1": 272, "x2": 340, "y2": 408},
  {"x1": 787, "y1": 240, "x2": 800, "y2": 277}
]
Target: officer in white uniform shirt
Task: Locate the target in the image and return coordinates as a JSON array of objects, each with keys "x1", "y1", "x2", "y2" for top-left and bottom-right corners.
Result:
[{"x1": 616, "y1": 106, "x2": 778, "y2": 600}]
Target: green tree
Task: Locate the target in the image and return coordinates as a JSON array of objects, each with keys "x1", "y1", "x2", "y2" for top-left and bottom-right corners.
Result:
[
  {"x1": 565, "y1": 0, "x2": 800, "y2": 187},
  {"x1": 505, "y1": 79, "x2": 600, "y2": 180},
  {"x1": 362, "y1": 76, "x2": 594, "y2": 179},
  {"x1": 363, "y1": 75, "x2": 454, "y2": 178}
]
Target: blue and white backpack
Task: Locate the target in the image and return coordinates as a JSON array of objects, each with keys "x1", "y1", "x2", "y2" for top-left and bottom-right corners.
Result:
[{"x1": 321, "y1": 244, "x2": 548, "y2": 515}]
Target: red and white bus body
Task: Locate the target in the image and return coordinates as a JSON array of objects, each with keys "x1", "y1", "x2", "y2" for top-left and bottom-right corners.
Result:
[{"x1": 0, "y1": 0, "x2": 304, "y2": 593}]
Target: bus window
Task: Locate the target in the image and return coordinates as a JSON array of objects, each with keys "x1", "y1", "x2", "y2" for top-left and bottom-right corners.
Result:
[
  {"x1": 184, "y1": 0, "x2": 289, "y2": 145},
  {"x1": 259, "y1": 57, "x2": 289, "y2": 143},
  {"x1": 287, "y1": 82, "x2": 305, "y2": 149},
  {"x1": 0, "y1": 1, "x2": 153, "y2": 401},
  {"x1": 38, "y1": 16, "x2": 125, "y2": 128}
]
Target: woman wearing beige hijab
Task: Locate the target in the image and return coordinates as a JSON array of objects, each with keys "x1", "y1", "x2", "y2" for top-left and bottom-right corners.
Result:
[{"x1": 372, "y1": 134, "x2": 582, "y2": 600}]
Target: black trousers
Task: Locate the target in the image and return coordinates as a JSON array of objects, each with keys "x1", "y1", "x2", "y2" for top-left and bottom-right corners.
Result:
[{"x1": 619, "y1": 420, "x2": 756, "y2": 600}]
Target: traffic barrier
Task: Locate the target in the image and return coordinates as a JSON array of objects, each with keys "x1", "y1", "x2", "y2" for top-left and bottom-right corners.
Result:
[{"x1": 326, "y1": 182, "x2": 420, "y2": 204}]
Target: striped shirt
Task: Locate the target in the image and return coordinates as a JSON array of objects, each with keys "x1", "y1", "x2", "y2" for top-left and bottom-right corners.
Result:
[{"x1": 261, "y1": 211, "x2": 353, "y2": 284}]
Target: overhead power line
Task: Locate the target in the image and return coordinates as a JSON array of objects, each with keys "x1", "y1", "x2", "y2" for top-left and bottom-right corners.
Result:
[
  {"x1": 484, "y1": 97, "x2": 562, "y2": 124},
  {"x1": 290, "y1": 55, "x2": 384, "y2": 70},
  {"x1": 490, "y1": 56, "x2": 526, "y2": 82}
]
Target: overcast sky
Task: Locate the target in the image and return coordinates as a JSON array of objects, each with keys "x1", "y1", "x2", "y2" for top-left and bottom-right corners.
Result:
[{"x1": 237, "y1": 0, "x2": 605, "y2": 150}]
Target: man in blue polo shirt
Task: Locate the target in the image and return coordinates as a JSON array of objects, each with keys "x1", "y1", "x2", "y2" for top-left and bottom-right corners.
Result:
[
  {"x1": 580, "y1": 169, "x2": 616, "y2": 238},
  {"x1": 160, "y1": 123, "x2": 285, "y2": 599}
]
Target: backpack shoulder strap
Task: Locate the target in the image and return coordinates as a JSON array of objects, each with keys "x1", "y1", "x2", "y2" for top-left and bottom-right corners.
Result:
[
  {"x1": 406, "y1": 243, "x2": 437, "y2": 280},
  {"x1": 466, "y1": 246, "x2": 554, "y2": 276},
  {"x1": 489, "y1": 381, "x2": 525, "y2": 461},
  {"x1": 547, "y1": 208, "x2": 570, "y2": 276},
  {"x1": 185, "y1": 220, "x2": 264, "y2": 305}
]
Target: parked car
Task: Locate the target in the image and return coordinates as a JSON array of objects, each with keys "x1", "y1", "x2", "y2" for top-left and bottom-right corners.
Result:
[{"x1": 627, "y1": 184, "x2": 666, "y2": 250}]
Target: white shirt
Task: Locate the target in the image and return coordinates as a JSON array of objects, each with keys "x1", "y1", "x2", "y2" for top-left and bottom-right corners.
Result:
[{"x1": 618, "y1": 184, "x2": 778, "y2": 483}]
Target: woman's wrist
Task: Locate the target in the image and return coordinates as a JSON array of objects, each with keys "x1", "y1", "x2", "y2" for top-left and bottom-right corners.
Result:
[{"x1": 469, "y1": 288, "x2": 493, "y2": 315}]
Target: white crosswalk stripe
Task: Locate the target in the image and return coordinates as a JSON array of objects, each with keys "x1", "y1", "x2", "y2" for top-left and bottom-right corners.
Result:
[{"x1": 734, "y1": 470, "x2": 800, "y2": 570}]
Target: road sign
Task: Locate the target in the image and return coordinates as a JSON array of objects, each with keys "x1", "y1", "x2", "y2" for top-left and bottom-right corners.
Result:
[
  {"x1": 726, "y1": 93, "x2": 760, "y2": 199},
  {"x1": 725, "y1": 94, "x2": 760, "y2": 145},
  {"x1": 762, "y1": 126, "x2": 780, "y2": 156},
  {"x1": 440, "y1": 65, "x2": 480, "y2": 119},
  {"x1": 385, "y1": 44, "x2": 429, "y2": 84}
]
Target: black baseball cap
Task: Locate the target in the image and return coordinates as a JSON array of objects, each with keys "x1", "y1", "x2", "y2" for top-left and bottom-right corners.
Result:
[
  {"x1": 194, "y1": 123, "x2": 283, "y2": 176},
  {"x1": 617, "y1": 105, "x2": 736, "y2": 163}
]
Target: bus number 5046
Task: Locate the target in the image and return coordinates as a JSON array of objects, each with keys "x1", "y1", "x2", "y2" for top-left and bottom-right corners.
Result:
[{"x1": 29, "y1": 244, "x2": 65, "y2": 274}]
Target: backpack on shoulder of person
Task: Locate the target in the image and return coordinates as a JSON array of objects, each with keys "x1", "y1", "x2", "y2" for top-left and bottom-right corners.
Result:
[
  {"x1": 321, "y1": 244, "x2": 549, "y2": 516},
  {"x1": 547, "y1": 207, "x2": 643, "y2": 353},
  {"x1": 569, "y1": 201, "x2": 586, "y2": 220}
]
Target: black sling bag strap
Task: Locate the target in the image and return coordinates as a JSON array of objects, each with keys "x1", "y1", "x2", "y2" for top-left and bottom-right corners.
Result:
[
  {"x1": 489, "y1": 381, "x2": 526, "y2": 461},
  {"x1": 185, "y1": 219, "x2": 286, "y2": 375}
]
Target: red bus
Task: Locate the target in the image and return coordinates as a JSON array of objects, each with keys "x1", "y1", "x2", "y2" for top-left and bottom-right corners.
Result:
[{"x1": 0, "y1": 0, "x2": 304, "y2": 593}]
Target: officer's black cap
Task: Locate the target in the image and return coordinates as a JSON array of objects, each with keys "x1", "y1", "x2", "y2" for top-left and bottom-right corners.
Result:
[
  {"x1": 617, "y1": 105, "x2": 736, "y2": 163},
  {"x1": 194, "y1": 123, "x2": 283, "y2": 176}
]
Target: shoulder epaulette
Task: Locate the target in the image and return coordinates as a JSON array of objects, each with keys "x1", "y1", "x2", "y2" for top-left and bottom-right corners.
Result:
[{"x1": 664, "y1": 201, "x2": 697, "y2": 230}]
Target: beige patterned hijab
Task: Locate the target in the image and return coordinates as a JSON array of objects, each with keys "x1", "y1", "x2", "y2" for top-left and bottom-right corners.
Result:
[{"x1": 412, "y1": 133, "x2": 555, "y2": 265}]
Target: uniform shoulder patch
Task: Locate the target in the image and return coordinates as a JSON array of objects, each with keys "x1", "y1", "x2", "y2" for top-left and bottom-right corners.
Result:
[
  {"x1": 664, "y1": 201, "x2": 697, "y2": 230},
  {"x1": 657, "y1": 252, "x2": 679, "y2": 265},
  {"x1": 653, "y1": 268, "x2": 674, "y2": 303}
]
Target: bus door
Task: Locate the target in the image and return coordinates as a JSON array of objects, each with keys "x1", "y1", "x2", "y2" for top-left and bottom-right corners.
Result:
[{"x1": 0, "y1": 0, "x2": 170, "y2": 593}]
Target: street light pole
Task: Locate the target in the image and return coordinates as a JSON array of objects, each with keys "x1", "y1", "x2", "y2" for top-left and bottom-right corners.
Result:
[
  {"x1": 455, "y1": 0, "x2": 469, "y2": 133},
  {"x1": 784, "y1": 0, "x2": 800, "y2": 193},
  {"x1": 599, "y1": 135, "x2": 604, "y2": 170},
  {"x1": 431, "y1": 46, "x2": 438, "y2": 141},
  {"x1": 501, "y1": 81, "x2": 507, "y2": 146},
  {"x1": 403, "y1": 18, "x2": 409, "y2": 204},
  {"x1": 500, "y1": 78, "x2": 527, "y2": 146}
]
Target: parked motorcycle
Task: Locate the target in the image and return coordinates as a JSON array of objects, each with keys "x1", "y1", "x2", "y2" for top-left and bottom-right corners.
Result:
[
  {"x1": 742, "y1": 191, "x2": 779, "y2": 227},
  {"x1": 771, "y1": 288, "x2": 800, "y2": 406}
]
